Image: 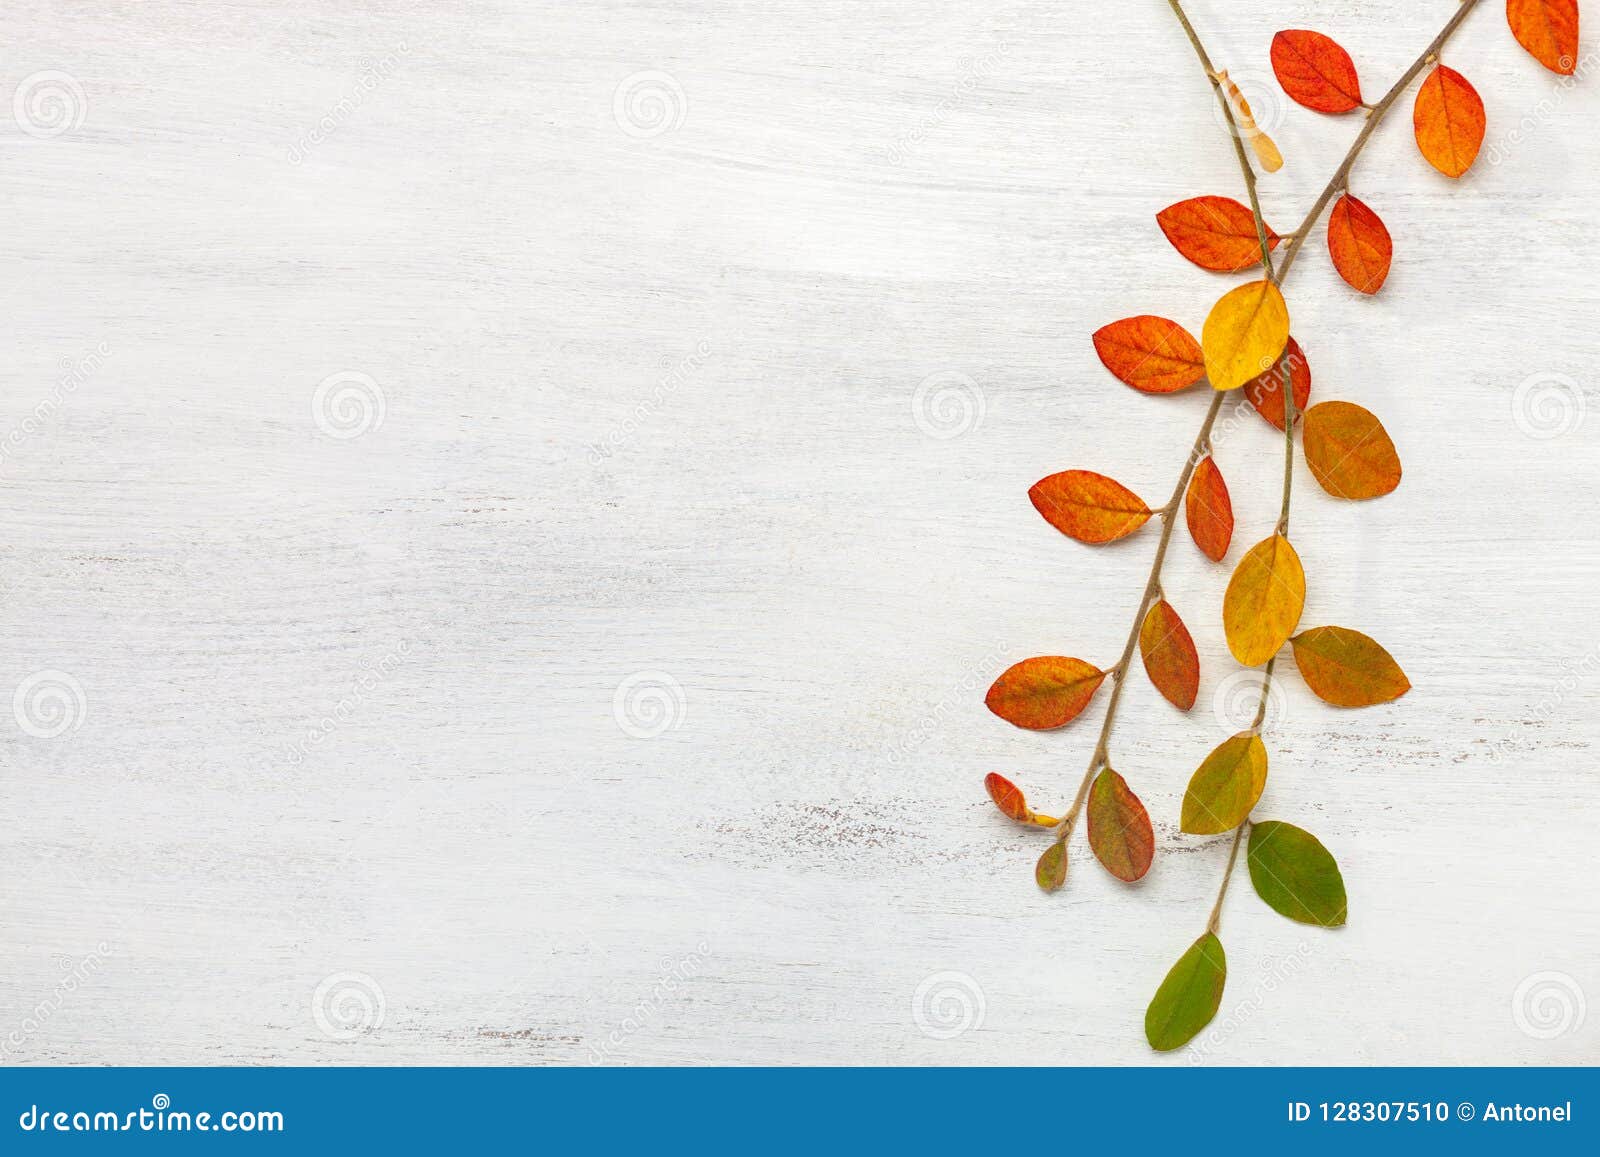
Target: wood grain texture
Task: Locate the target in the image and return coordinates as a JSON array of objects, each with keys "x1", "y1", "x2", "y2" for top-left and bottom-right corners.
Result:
[{"x1": 1, "y1": 0, "x2": 1597, "y2": 1065}]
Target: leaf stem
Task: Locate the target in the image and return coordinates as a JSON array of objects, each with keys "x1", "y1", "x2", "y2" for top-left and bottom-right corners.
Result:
[
  {"x1": 1055, "y1": 390, "x2": 1225, "y2": 840},
  {"x1": 1181, "y1": 0, "x2": 1484, "y2": 924}
]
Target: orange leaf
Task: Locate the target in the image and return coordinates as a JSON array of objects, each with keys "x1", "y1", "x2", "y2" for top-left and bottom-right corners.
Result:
[
  {"x1": 1184, "y1": 455, "x2": 1234, "y2": 563},
  {"x1": 983, "y1": 772, "x2": 1030, "y2": 822},
  {"x1": 1414, "y1": 65, "x2": 1486, "y2": 178},
  {"x1": 1092, "y1": 316, "x2": 1206, "y2": 394},
  {"x1": 1223, "y1": 534, "x2": 1305, "y2": 667},
  {"x1": 1139, "y1": 599, "x2": 1200, "y2": 711},
  {"x1": 1087, "y1": 768, "x2": 1155, "y2": 882},
  {"x1": 985, "y1": 657, "x2": 1107, "y2": 730},
  {"x1": 1327, "y1": 194, "x2": 1392, "y2": 294},
  {"x1": 1244, "y1": 336, "x2": 1311, "y2": 431},
  {"x1": 1302, "y1": 400, "x2": 1402, "y2": 499},
  {"x1": 1271, "y1": 29, "x2": 1364, "y2": 114},
  {"x1": 1507, "y1": 0, "x2": 1580, "y2": 75},
  {"x1": 1156, "y1": 196, "x2": 1281, "y2": 273},
  {"x1": 1036, "y1": 840, "x2": 1068, "y2": 891},
  {"x1": 1291, "y1": 626, "x2": 1412, "y2": 707},
  {"x1": 1029, "y1": 470, "x2": 1152, "y2": 544}
]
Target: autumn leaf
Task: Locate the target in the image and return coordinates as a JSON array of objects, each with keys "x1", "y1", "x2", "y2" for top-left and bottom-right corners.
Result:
[
  {"x1": 1184, "y1": 455, "x2": 1234, "y2": 562},
  {"x1": 1222, "y1": 534, "x2": 1305, "y2": 667},
  {"x1": 985, "y1": 657, "x2": 1107, "y2": 730},
  {"x1": 984, "y1": 772, "x2": 1028, "y2": 821},
  {"x1": 1215, "y1": 71, "x2": 1283, "y2": 173},
  {"x1": 1145, "y1": 932, "x2": 1226, "y2": 1052},
  {"x1": 1414, "y1": 65, "x2": 1486, "y2": 178},
  {"x1": 1270, "y1": 29, "x2": 1364, "y2": 114},
  {"x1": 1244, "y1": 336, "x2": 1311, "y2": 431},
  {"x1": 1201, "y1": 280, "x2": 1291, "y2": 392},
  {"x1": 1087, "y1": 768, "x2": 1155, "y2": 882},
  {"x1": 1507, "y1": 0, "x2": 1580, "y2": 75},
  {"x1": 1139, "y1": 599, "x2": 1200, "y2": 711},
  {"x1": 1092, "y1": 316, "x2": 1206, "y2": 394},
  {"x1": 1181, "y1": 733, "x2": 1268, "y2": 835},
  {"x1": 1302, "y1": 400, "x2": 1402, "y2": 499},
  {"x1": 1290, "y1": 626, "x2": 1411, "y2": 707},
  {"x1": 1248, "y1": 821, "x2": 1348, "y2": 926},
  {"x1": 1157, "y1": 196, "x2": 1281, "y2": 273},
  {"x1": 1036, "y1": 839, "x2": 1068, "y2": 891},
  {"x1": 1327, "y1": 194, "x2": 1393, "y2": 294},
  {"x1": 1029, "y1": 470, "x2": 1153, "y2": 544}
]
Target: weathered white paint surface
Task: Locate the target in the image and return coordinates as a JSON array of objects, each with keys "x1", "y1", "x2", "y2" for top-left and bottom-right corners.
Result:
[{"x1": 1, "y1": 0, "x2": 1596, "y2": 1065}]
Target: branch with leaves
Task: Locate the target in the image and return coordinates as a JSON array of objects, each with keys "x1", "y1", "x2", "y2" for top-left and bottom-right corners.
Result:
[{"x1": 979, "y1": 0, "x2": 1580, "y2": 1052}]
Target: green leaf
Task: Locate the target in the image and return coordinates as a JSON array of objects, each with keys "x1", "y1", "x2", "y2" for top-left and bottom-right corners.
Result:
[
  {"x1": 1145, "y1": 932, "x2": 1227, "y2": 1052},
  {"x1": 1247, "y1": 821, "x2": 1348, "y2": 927},
  {"x1": 1180, "y1": 733, "x2": 1268, "y2": 835},
  {"x1": 1035, "y1": 840, "x2": 1067, "y2": 892}
]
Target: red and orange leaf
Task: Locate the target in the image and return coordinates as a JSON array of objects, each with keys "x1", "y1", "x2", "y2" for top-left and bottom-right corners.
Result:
[
  {"x1": 1184, "y1": 456, "x2": 1234, "y2": 563},
  {"x1": 985, "y1": 657, "x2": 1107, "y2": 731},
  {"x1": 1271, "y1": 29, "x2": 1364, "y2": 114},
  {"x1": 1157, "y1": 196, "x2": 1281, "y2": 273},
  {"x1": 983, "y1": 772, "x2": 1030, "y2": 822},
  {"x1": 1244, "y1": 336, "x2": 1311, "y2": 431},
  {"x1": 1029, "y1": 470, "x2": 1153, "y2": 544},
  {"x1": 1092, "y1": 316, "x2": 1206, "y2": 394},
  {"x1": 1327, "y1": 194, "x2": 1393, "y2": 294},
  {"x1": 1087, "y1": 768, "x2": 1155, "y2": 882},
  {"x1": 1290, "y1": 626, "x2": 1412, "y2": 707},
  {"x1": 1507, "y1": 0, "x2": 1580, "y2": 75},
  {"x1": 1414, "y1": 65, "x2": 1486, "y2": 178},
  {"x1": 1139, "y1": 599, "x2": 1200, "y2": 711},
  {"x1": 1302, "y1": 400, "x2": 1402, "y2": 499}
]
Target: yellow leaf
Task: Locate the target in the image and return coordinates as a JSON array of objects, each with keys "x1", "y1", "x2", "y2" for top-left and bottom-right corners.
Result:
[
  {"x1": 1201, "y1": 280, "x2": 1290, "y2": 391},
  {"x1": 1222, "y1": 534, "x2": 1305, "y2": 666},
  {"x1": 1181, "y1": 733, "x2": 1268, "y2": 835}
]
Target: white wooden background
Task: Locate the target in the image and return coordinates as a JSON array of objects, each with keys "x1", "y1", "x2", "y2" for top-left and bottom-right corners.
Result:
[{"x1": 1, "y1": 0, "x2": 1596, "y2": 1066}]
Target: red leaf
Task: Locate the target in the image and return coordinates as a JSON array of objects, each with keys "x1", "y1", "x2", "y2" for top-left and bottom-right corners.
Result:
[
  {"x1": 1184, "y1": 456, "x2": 1234, "y2": 563},
  {"x1": 1244, "y1": 336, "x2": 1311, "y2": 431},
  {"x1": 1507, "y1": 0, "x2": 1580, "y2": 75},
  {"x1": 1092, "y1": 316, "x2": 1206, "y2": 394},
  {"x1": 1271, "y1": 30, "x2": 1364, "y2": 114},
  {"x1": 1139, "y1": 599, "x2": 1200, "y2": 711},
  {"x1": 1327, "y1": 194, "x2": 1392, "y2": 294},
  {"x1": 1029, "y1": 470, "x2": 1153, "y2": 545},
  {"x1": 1156, "y1": 196, "x2": 1281, "y2": 273},
  {"x1": 985, "y1": 657, "x2": 1108, "y2": 730},
  {"x1": 1087, "y1": 768, "x2": 1155, "y2": 882},
  {"x1": 984, "y1": 773, "x2": 1030, "y2": 822}
]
